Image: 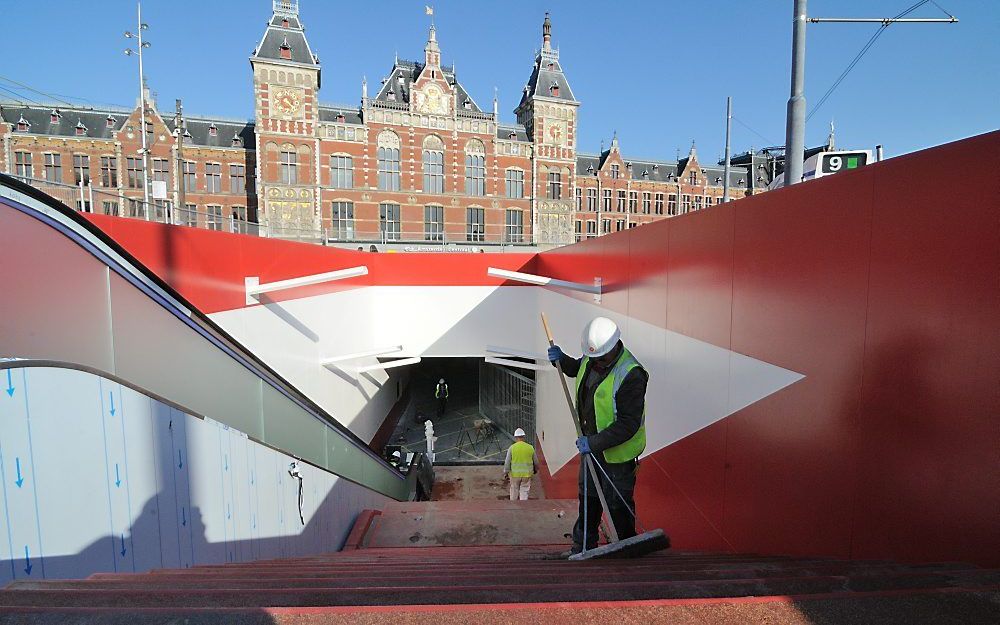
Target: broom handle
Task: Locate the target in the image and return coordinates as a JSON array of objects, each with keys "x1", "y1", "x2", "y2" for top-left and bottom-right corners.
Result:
[{"x1": 541, "y1": 313, "x2": 620, "y2": 544}]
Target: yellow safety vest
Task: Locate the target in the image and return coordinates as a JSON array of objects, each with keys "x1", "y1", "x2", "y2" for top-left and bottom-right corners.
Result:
[
  {"x1": 509, "y1": 441, "x2": 535, "y2": 478},
  {"x1": 575, "y1": 347, "x2": 646, "y2": 463}
]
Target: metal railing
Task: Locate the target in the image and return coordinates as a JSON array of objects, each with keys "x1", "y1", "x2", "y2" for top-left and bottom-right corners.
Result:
[{"x1": 479, "y1": 360, "x2": 536, "y2": 446}]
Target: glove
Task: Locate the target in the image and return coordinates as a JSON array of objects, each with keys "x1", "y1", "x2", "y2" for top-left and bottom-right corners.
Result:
[
  {"x1": 547, "y1": 345, "x2": 565, "y2": 364},
  {"x1": 576, "y1": 436, "x2": 592, "y2": 455}
]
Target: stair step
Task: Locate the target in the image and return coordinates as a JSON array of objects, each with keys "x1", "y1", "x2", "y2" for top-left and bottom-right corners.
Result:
[
  {"x1": 14, "y1": 565, "x2": 990, "y2": 592},
  {"x1": 3, "y1": 570, "x2": 996, "y2": 608}
]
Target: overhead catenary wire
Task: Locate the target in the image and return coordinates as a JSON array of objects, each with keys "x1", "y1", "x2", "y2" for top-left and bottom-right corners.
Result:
[
  {"x1": 806, "y1": 0, "x2": 948, "y2": 122},
  {"x1": 0, "y1": 75, "x2": 76, "y2": 107}
]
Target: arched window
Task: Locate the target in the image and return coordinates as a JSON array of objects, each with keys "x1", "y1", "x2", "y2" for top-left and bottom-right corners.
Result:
[
  {"x1": 422, "y1": 135, "x2": 444, "y2": 193},
  {"x1": 465, "y1": 139, "x2": 485, "y2": 197},
  {"x1": 377, "y1": 131, "x2": 401, "y2": 191}
]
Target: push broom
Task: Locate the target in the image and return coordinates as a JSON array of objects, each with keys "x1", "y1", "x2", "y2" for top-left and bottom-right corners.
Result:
[{"x1": 541, "y1": 312, "x2": 670, "y2": 561}]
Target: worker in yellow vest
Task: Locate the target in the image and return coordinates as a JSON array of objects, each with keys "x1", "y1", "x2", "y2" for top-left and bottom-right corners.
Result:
[
  {"x1": 503, "y1": 428, "x2": 538, "y2": 501},
  {"x1": 548, "y1": 316, "x2": 648, "y2": 557}
]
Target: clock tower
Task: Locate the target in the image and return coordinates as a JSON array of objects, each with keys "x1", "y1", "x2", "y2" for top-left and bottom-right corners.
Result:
[
  {"x1": 515, "y1": 12, "x2": 579, "y2": 246},
  {"x1": 250, "y1": 0, "x2": 322, "y2": 237}
]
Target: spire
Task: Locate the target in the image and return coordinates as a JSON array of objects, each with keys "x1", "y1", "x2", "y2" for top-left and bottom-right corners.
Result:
[
  {"x1": 492, "y1": 87, "x2": 498, "y2": 117},
  {"x1": 611, "y1": 130, "x2": 619, "y2": 150},
  {"x1": 542, "y1": 12, "x2": 552, "y2": 51},
  {"x1": 688, "y1": 140, "x2": 698, "y2": 160},
  {"x1": 424, "y1": 20, "x2": 441, "y2": 68},
  {"x1": 362, "y1": 75, "x2": 367, "y2": 101}
]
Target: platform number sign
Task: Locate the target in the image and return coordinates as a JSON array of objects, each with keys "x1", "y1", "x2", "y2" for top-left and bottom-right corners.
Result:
[{"x1": 818, "y1": 151, "x2": 869, "y2": 177}]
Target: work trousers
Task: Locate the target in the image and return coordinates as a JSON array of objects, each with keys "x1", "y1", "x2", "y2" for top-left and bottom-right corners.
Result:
[
  {"x1": 436, "y1": 396, "x2": 448, "y2": 418},
  {"x1": 572, "y1": 454, "x2": 638, "y2": 550},
  {"x1": 509, "y1": 476, "x2": 532, "y2": 501}
]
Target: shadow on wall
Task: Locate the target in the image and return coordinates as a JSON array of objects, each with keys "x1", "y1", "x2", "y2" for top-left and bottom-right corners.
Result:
[{"x1": 0, "y1": 366, "x2": 389, "y2": 584}]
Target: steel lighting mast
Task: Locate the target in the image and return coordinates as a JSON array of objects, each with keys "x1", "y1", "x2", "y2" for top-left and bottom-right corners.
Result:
[
  {"x1": 124, "y1": 2, "x2": 152, "y2": 219},
  {"x1": 783, "y1": 1, "x2": 957, "y2": 186}
]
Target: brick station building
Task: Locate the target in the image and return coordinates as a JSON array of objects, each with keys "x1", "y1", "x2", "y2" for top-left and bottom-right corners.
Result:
[{"x1": 0, "y1": 1, "x2": 757, "y2": 248}]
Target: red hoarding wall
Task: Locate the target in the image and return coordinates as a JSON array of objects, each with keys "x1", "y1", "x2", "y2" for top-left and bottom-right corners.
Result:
[
  {"x1": 80, "y1": 215, "x2": 538, "y2": 315},
  {"x1": 536, "y1": 131, "x2": 1000, "y2": 566}
]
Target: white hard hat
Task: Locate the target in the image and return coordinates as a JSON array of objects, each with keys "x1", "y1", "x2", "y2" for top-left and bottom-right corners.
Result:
[
  {"x1": 582, "y1": 317, "x2": 621, "y2": 357},
  {"x1": 391, "y1": 451, "x2": 401, "y2": 458},
  {"x1": 514, "y1": 428, "x2": 526, "y2": 437},
  {"x1": 439, "y1": 378, "x2": 445, "y2": 384}
]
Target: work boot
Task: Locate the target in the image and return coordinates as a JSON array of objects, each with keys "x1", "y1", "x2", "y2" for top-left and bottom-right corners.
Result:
[{"x1": 560, "y1": 544, "x2": 583, "y2": 558}]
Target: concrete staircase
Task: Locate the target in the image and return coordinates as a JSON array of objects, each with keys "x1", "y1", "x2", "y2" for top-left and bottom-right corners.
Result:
[{"x1": 2, "y1": 500, "x2": 998, "y2": 624}]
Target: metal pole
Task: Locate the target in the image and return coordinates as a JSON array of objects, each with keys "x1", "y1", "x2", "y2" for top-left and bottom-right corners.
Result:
[
  {"x1": 137, "y1": 1, "x2": 151, "y2": 220},
  {"x1": 723, "y1": 96, "x2": 732, "y2": 202},
  {"x1": 784, "y1": 0, "x2": 807, "y2": 187},
  {"x1": 595, "y1": 172, "x2": 601, "y2": 235}
]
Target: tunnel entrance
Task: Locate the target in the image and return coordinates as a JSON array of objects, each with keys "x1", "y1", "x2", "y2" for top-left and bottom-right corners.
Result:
[{"x1": 386, "y1": 357, "x2": 536, "y2": 465}]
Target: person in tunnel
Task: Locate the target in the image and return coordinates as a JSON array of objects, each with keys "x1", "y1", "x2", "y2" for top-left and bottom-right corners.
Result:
[
  {"x1": 503, "y1": 427, "x2": 538, "y2": 501},
  {"x1": 435, "y1": 378, "x2": 449, "y2": 418},
  {"x1": 548, "y1": 317, "x2": 648, "y2": 557}
]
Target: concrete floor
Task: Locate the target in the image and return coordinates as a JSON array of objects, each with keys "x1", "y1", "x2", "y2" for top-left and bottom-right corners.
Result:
[{"x1": 431, "y1": 466, "x2": 546, "y2": 501}]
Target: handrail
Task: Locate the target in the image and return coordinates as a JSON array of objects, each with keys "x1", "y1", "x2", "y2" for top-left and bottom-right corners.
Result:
[{"x1": 0, "y1": 173, "x2": 406, "y2": 492}]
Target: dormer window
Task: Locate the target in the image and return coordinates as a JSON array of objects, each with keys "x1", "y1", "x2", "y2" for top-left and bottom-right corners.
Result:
[
  {"x1": 549, "y1": 83, "x2": 559, "y2": 97},
  {"x1": 642, "y1": 170, "x2": 649, "y2": 179},
  {"x1": 397, "y1": 75, "x2": 404, "y2": 85},
  {"x1": 546, "y1": 62, "x2": 554, "y2": 70},
  {"x1": 75, "y1": 120, "x2": 87, "y2": 136},
  {"x1": 50, "y1": 110, "x2": 61, "y2": 124},
  {"x1": 463, "y1": 99, "x2": 471, "y2": 110},
  {"x1": 279, "y1": 38, "x2": 291, "y2": 60},
  {"x1": 387, "y1": 89, "x2": 396, "y2": 101},
  {"x1": 508, "y1": 131, "x2": 516, "y2": 140},
  {"x1": 209, "y1": 124, "x2": 218, "y2": 137},
  {"x1": 232, "y1": 134, "x2": 243, "y2": 148},
  {"x1": 106, "y1": 115, "x2": 116, "y2": 128},
  {"x1": 336, "y1": 113, "x2": 345, "y2": 122},
  {"x1": 281, "y1": 18, "x2": 289, "y2": 27},
  {"x1": 16, "y1": 116, "x2": 29, "y2": 132},
  {"x1": 715, "y1": 176, "x2": 722, "y2": 183}
]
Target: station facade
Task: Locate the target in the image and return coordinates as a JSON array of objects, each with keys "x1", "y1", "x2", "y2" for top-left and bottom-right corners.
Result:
[{"x1": 0, "y1": 1, "x2": 756, "y2": 247}]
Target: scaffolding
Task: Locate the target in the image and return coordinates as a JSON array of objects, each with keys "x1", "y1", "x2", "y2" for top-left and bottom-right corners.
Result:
[{"x1": 478, "y1": 360, "x2": 536, "y2": 446}]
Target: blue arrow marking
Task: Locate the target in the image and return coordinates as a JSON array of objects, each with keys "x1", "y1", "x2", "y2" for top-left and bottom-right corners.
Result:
[
  {"x1": 114, "y1": 464, "x2": 121, "y2": 488},
  {"x1": 120, "y1": 534, "x2": 127, "y2": 558},
  {"x1": 250, "y1": 470, "x2": 254, "y2": 485},
  {"x1": 23, "y1": 546, "x2": 32, "y2": 576},
  {"x1": 4, "y1": 371, "x2": 13, "y2": 397},
  {"x1": 252, "y1": 513, "x2": 256, "y2": 529},
  {"x1": 224, "y1": 455, "x2": 228, "y2": 471},
  {"x1": 109, "y1": 392, "x2": 115, "y2": 416},
  {"x1": 14, "y1": 457, "x2": 24, "y2": 488},
  {"x1": 226, "y1": 504, "x2": 231, "y2": 520},
  {"x1": 181, "y1": 507, "x2": 187, "y2": 527},
  {"x1": 177, "y1": 450, "x2": 183, "y2": 469}
]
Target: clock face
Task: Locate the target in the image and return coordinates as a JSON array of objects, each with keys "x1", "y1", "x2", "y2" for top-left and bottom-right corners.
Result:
[
  {"x1": 272, "y1": 88, "x2": 303, "y2": 118},
  {"x1": 547, "y1": 120, "x2": 567, "y2": 146}
]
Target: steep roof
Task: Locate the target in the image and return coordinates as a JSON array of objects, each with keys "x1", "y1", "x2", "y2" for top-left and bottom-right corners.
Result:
[
  {"x1": 251, "y1": 5, "x2": 320, "y2": 85},
  {"x1": 318, "y1": 105, "x2": 363, "y2": 125},
  {"x1": 516, "y1": 14, "x2": 577, "y2": 110},
  {"x1": 497, "y1": 124, "x2": 529, "y2": 142},
  {"x1": 1, "y1": 103, "x2": 128, "y2": 140},
  {"x1": 576, "y1": 152, "x2": 749, "y2": 188},
  {"x1": 166, "y1": 116, "x2": 255, "y2": 150},
  {"x1": 374, "y1": 60, "x2": 482, "y2": 113}
]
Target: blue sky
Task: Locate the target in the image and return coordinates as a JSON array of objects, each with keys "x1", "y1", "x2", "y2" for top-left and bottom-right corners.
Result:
[{"x1": 2, "y1": 1, "x2": 996, "y2": 162}]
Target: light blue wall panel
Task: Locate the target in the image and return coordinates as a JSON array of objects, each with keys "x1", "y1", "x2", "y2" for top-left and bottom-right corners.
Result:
[{"x1": 0, "y1": 366, "x2": 389, "y2": 583}]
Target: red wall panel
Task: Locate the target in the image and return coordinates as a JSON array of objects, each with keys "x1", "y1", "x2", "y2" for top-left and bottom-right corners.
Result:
[
  {"x1": 539, "y1": 131, "x2": 1000, "y2": 566},
  {"x1": 82, "y1": 214, "x2": 537, "y2": 314}
]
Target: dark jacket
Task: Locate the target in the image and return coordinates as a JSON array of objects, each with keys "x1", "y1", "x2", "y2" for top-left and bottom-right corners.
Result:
[{"x1": 558, "y1": 343, "x2": 648, "y2": 455}]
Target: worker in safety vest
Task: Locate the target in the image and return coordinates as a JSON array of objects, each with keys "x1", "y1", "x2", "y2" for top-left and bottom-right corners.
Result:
[
  {"x1": 503, "y1": 428, "x2": 539, "y2": 501},
  {"x1": 435, "y1": 378, "x2": 449, "y2": 418},
  {"x1": 548, "y1": 316, "x2": 648, "y2": 557}
]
